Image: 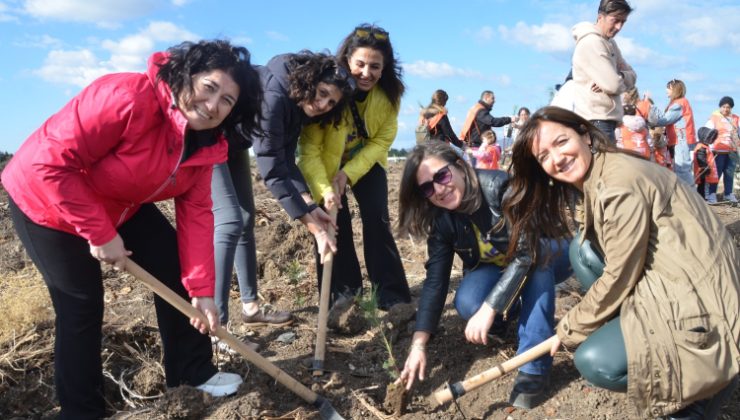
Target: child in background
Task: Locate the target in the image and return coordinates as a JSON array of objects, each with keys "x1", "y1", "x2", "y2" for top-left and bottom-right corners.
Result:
[
  {"x1": 695, "y1": 127, "x2": 720, "y2": 203},
  {"x1": 471, "y1": 130, "x2": 501, "y2": 169},
  {"x1": 650, "y1": 126, "x2": 672, "y2": 169},
  {"x1": 615, "y1": 104, "x2": 651, "y2": 159}
]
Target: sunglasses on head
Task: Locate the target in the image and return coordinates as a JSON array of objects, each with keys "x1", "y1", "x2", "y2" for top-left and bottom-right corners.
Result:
[
  {"x1": 354, "y1": 26, "x2": 389, "y2": 41},
  {"x1": 418, "y1": 165, "x2": 452, "y2": 198}
]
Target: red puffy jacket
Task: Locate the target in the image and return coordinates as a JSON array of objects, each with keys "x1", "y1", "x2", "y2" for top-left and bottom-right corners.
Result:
[{"x1": 1, "y1": 52, "x2": 228, "y2": 297}]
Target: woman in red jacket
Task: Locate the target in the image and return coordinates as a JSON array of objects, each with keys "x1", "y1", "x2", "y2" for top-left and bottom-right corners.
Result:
[{"x1": 1, "y1": 40, "x2": 262, "y2": 419}]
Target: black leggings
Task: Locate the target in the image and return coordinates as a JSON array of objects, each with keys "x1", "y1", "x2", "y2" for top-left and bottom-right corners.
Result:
[
  {"x1": 315, "y1": 164, "x2": 410, "y2": 308},
  {"x1": 9, "y1": 200, "x2": 216, "y2": 419}
]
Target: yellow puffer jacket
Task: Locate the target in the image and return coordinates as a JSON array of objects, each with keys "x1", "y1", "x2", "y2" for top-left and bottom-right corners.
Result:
[{"x1": 298, "y1": 86, "x2": 398, "y2": 203}]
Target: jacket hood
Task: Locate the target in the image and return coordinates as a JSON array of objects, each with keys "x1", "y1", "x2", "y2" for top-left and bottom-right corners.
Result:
[
  {"x1": 264, "y1": 54, "x2": 293, "y2": 94},
  {"x1": 146, "y1": 51, "x2": 191, "y2": 138},
  {"x1": 572, "y1": 22, "x2": 603, "y2": 42},
  {"x1": 697, "y1": 126, "x2": 718, "y2": 144},
  {"x1": 622, "y1": 115, "x2": 646, "y2": 131}
]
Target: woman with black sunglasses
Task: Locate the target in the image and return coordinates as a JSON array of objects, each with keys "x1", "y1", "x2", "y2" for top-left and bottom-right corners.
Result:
[
  {"x1": 394, "y1": 141, "x2": 572, "y2": 410},
  {"x1": 298, "y1": 24, "x2": 411, "y2": 310},
  {"x1": 211, "y1": 51, "x2": 356, "y2": 347}
]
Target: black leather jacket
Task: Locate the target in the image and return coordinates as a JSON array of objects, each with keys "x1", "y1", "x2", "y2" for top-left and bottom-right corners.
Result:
[{"x1": 414, "y1": 170, "x2": 534, "y2": 334}]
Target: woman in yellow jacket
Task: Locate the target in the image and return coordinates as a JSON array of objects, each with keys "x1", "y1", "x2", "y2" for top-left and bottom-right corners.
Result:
[{"x1": 298, "y1": 24, "x2": 410, "y2": 309}]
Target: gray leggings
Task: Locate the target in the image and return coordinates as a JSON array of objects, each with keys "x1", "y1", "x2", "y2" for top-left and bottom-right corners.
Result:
[{"x1": 211, "y1": 150, "x2": 257, "y2": 325}]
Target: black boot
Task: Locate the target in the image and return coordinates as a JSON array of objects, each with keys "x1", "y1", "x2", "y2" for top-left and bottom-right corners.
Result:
[{"x1": 509, "y1": 371, "x2": 549, "y2": 409}]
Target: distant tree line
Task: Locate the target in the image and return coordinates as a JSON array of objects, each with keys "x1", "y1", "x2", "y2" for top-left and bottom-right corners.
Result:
[
  {"x1": 388, "y1": 148, "x2": 408, "y2": 157},
  {"x1": 0, "y1": 151, "x2": 12, "y2": 173}
]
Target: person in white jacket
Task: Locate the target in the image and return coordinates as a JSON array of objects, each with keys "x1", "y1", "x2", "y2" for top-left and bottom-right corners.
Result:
[{"x1": 571, "y1": 0, "x2": 636, "y2": 144}]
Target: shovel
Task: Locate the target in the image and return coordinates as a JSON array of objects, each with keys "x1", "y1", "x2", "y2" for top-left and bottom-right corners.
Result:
[
  {"x1": 124, "y1": 258, "x2": 346, "y2": 420},
  {"x1": 313, "y1": 206, "x2": 338, "y2": 376},
  {"x1": 429, "y1": 335, "x2": 556, "y2": 408}
]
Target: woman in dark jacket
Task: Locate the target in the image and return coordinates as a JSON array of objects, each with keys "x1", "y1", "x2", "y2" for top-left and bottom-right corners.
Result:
[
  {"x1": 211, "y1": 52, "x2": 355, "y2": 344},
  {"x1": 420, "y1": 89, "x2": 464, "y2": 147},
  {"x1": 395, "y1": 142, "x2": 571, "y2": 409}
]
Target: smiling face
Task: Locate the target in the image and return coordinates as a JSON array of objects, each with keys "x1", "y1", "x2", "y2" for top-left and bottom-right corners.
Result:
[
  {"x1": 596, "y1": 12, "x2": 628, "y2": 39},
  {"x1": 178, "y1": 69, "x2": 240, "y2": 131},
  {"x1": 347, "y1": 47, "x2": 384, "y2": 92},
  {"x1": 300, "y1": 82, "x2": 343, "y2": 118},
  {"x1": 531, "y1": 120, "x2": 593, "y2": 190},
  {"x1": 416, "y1": 156, "x2": 466, "y2": 211},
  {"x1": 720, "y1": 103, "x2": 732, "y2": 117}
]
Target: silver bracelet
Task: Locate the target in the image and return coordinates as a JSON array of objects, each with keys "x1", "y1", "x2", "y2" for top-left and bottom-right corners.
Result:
[{"x1": 410, "y1": 343, "x2": 426, "y2": 352}]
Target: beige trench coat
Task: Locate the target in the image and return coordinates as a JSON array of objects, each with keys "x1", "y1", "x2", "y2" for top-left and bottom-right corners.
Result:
[{"x1": 557, "y1": 152, "x2": 740, "y2": 418}]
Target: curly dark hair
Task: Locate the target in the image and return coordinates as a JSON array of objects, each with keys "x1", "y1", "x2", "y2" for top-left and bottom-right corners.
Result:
[
  {"x1": 336, "y1": 23, "x2": 405, "y2": 106},
  {"x1": 287, "y1": 51, "x2": 356, "y2": 127},
  {"x1": 156, "y1": 39, "x2": 262, "y2": 139}
]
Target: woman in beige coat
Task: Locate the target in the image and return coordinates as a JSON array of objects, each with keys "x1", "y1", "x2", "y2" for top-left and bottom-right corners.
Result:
[{"x1": 504, "y1": 106, "x2": 740, "y2": 419}]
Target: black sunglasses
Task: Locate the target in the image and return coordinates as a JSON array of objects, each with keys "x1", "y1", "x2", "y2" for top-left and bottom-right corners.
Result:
[
  {"x1": 418, "y1": 165, "x2": 453, "y2": 198},
  {"x1": 354, "y1": 26, "x2": 389, "y2": 42}
]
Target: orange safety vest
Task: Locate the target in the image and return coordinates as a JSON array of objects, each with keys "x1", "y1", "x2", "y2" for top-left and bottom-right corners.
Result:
[
  {"x1": 710, "y1": 113, "x2": 739, "y2": 153},
  {"x1": 636, "y1": 99, "x2": 651, "y2": 120},
  {"x1": 693, "y1": 143, "x2": 719, "y2": 184},
  {"x1": 620, "y1": 125, "x2": 651, "y2": 159},
  {"x1": 654, "y1": 146, "x2": 672, "y2": 169},
  {"x1": 460, "y1": 102, "x2": 485, "y2": 143},
  {"x1": 666, "y1": 97, "x2": 696, "y2": 146}
]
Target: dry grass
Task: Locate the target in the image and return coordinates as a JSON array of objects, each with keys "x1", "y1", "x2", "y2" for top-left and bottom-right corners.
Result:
[{"x1": 0, "y1": 269, "x2": 52, "y2": 343}]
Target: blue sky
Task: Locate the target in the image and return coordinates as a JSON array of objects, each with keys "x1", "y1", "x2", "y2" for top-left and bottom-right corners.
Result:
[{"x1": 1, "y1": 0, "x2": 739, "y2": 153}]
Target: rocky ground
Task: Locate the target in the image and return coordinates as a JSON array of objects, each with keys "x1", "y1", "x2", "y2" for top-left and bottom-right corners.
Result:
[{"x1": 1, "y1": 160, "x2": 738, "y2": 419}]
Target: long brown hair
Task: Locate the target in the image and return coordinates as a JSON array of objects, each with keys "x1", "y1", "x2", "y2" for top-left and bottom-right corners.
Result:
[
  {"x1": 503, "y1": 106, "x2": 619, "y2": 258},
  {"x1": 398, "y1": 142, "x2": 481, "y2": 238}
]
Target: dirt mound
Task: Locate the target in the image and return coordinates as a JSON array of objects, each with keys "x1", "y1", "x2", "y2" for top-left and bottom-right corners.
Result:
[{"x1": 1, "y1": 161, "x2": 739, "y2": 419}]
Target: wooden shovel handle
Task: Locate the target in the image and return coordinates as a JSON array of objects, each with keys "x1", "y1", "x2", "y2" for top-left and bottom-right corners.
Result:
[
  {"x1": 124, "y1": 258, "x2": 319, "y2": 404},
  {"x1": 313, "y1": 206, "x2": 338, "y2": 375},
  {"x1": 429, "y1": 335, "x2": 557, "y2": 407}
]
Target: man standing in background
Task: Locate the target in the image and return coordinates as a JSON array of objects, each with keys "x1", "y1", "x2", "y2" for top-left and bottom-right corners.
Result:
[{"x1": 571, "y1": 0, "x2": 636, "y2": 144}]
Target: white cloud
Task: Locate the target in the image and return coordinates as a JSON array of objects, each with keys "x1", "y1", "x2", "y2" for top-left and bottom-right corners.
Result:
[
  {"x1": 24, "y1": 0, "x2": 162, "y2": 26},
  {"x1": 498, "y1": 22, "x2": 572, "y2": 52},
  {"x1": 0, "y1": 1, "x2": 18, "y2": 22},
  {"x1": 34, "y1": 49, "x2": 107, "y2": 87},
  {"x1": 473, "y1": 25, "x2": 495, "y2": 42},
  {"x1": 171, "y1": 0, "x2": 189, "y2": 5},
  {"x1": 266, "y1": 31, "x2": 289, "y2": 42},
  {"x1": 404, "y1": 60, "x2": 484, "y2": 79},
  {"x1": 616, "y1": 37, "x2": 683, "y2": 67},
  {"x1": 13, "y1": 34, "x2": 63, "y2": 48},
  {"x1": 34, "y1": 21, "x2": 197, "y2": 87}
]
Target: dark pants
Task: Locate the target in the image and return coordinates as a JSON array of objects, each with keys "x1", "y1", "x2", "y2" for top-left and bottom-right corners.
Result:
[
  {"x1": 315, "y1": 164, "x2": 410, "y2": 308},
  {"x1": 10, "y1": 200, "x2": 216, "y2": 419},
  {"x1": 589, "y1": 120, "x2": 618, "y2": 145}
]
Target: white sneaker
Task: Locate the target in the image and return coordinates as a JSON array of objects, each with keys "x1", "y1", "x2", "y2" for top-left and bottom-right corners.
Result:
[
  {"x1": 196, "y1": 372, "x2": 242, "y2": 397},
  {"x1": 726, "y1": 193, "x2": 738, "y2": 203}
]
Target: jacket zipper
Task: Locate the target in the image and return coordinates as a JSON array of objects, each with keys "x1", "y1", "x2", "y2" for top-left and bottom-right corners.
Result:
[
  {"x1": 501, "y1": 274, "x2": 528, "y2": 321},
  {"x1": 114, "y1": 138, "x2": 185, "y2": 227}
]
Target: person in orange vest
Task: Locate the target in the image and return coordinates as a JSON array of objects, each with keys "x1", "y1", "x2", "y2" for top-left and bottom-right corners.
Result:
[
  {"x1": 704, "y1": 96, "x2": 739, "y2": 203},
  {"x1": 614, "y1": 104, "x2": 651, "y2": 159},
  {"x1": 419, "y1": 89, "x2": 464, "y2": 148},
  {"x1": 695, "y1": 127, "x2": 720, "y2": 204},
  {"x1": 460, "y1": 90, "x2": 516, "y2": 149},
  {"x1": 650, "y1": 126, "x2": 672, "y2": 169},
  {"x1": 651, "y1": 79, "x2": 696, "y2": 186}
]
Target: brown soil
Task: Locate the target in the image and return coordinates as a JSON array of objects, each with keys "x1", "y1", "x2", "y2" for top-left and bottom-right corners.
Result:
[{"x1": 1, "y1": 161, "x2": 739, "y2": 419}]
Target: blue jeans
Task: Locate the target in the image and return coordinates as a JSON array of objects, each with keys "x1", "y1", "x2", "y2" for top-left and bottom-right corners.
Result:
[
  {"x1": 590, "y1": 120, "x2": 617, "y2": 146},
  {"x1": 454, "y1": 239, "x2": 572, "y2": 376},
  {"x1": 211, "y1": 150, "x2": 258, "y2": 325},
  {"x1": 673, "y1": 137, "x2": 695, "y2": 186},
  {"x1": 708, "y1": 153, "x2": 736, "y2": 196}
]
